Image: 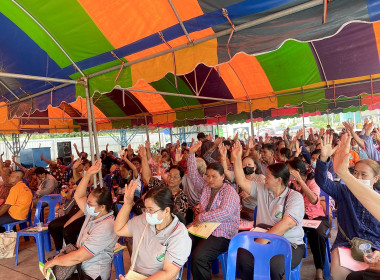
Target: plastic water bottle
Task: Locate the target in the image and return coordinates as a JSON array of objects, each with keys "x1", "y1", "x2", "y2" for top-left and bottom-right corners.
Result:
[{"x1": 359, "y1": 243, "x2": 373, "y2": 260}]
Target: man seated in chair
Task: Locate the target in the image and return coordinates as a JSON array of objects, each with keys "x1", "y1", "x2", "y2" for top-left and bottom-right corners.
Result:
[
  {"x1": 33, "y1": 167, "x2": 59, "y2": 207},
  {"x1": 0, "y1": 170, "x2": 32, "y2": 231}
]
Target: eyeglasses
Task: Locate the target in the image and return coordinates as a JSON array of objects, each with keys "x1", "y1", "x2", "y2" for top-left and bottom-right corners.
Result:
[
  {"x1": 142, "y1": 208, "x2": 161, "y2": 214},
  {"x1": 167, "y1": 174, "x2": 181, "y2": 180}
]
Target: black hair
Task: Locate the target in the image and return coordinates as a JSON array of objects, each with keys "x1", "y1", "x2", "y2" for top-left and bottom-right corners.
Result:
[
  {"x1": 279, "y1": 148, "x2": 292, "y2": 160},
  {"x1": 131, "y1": 156, "x2": 141, "y2": 164},
  {"x1": 144, "y1": 186, "x2": 185, "y2": 224},
  {"x1": 34, "y1": 167, "x2": 46, "y2": 175},
  {"x1": 92, "y1": 187, "x2": 113, "y2": 212},
  {"x1": 311, "y1": 149, "x2": 321, "y2": 156},
  {"x1": 197, "y1": 132, "x2": 206, "y2": 140},
  {"x1": 267, "y1": 163, "x2": 290, "y2": 186},
  {"x1": 168, "y1": 165, "x2": 185, "y2": 178},
  {"x1": 287, "y1": 157, "x2": 315, "y2": 182},
  {"x1": 57, "y1": 157, "x2": 64, "y2": 163},
  {"x1": 222, "y1": 140, "x2": 231, "y2": 146},
  {"x1": 207, "y1": 162, "x2": 225, "y2": 176},
  {"x1": 262, "y1": 143, "x2": 276, "y2": 153},
  {"x1": 160, "y1": 149, "x2": 169, "y2": 155}
]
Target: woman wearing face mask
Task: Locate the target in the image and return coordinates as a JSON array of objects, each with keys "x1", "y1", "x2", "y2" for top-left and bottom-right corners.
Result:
[
  {"x1": 114, "y1": 180, "x2": 192, "y2": 280},
  {"x1": 220, "y1": 143, "x2": 264, "y2": 215},
  {"x1": 44, "y1": 159, "x2": 118, "y2": 280},
  {"x1": 187, "y1": 141, "x2": 240, "y2": 280},
  {"x1": 315, "y1": 134, "x2": 380, "y2": 280},
  {"x1": 287, "y1": 158, "x2": 329, "y2": 280},
  {"x1": 233, "y1": 141, "x2": 305, "y2": 280}
]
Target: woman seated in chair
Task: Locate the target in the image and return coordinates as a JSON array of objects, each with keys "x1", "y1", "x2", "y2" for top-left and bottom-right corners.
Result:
[
  {"x1": 186, "y1": 141, "x2": 240, "y2": 280},
  {"x1": 316, "y1": 134, "x2": 380, "y2": 280},
  {"x1": 44, "y1": 159, "x2": 118, "y2": 280},
  {"x1": 114, "y1": 180, "x2": 191, "y2": 280},
  {"x1": 233, "y1": 141, "x2": 305, "y2": 280},
  {"x1": 287, "y1": 157, "x2": 329, "y2": 280}
]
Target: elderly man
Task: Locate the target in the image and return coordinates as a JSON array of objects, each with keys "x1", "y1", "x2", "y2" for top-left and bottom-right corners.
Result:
[
  {"x1": 0, "y1": 170, "x2": 32, "y2": 229},
  {"x1": 33, "y1": 167, "x2": 59, "y2": 206}
]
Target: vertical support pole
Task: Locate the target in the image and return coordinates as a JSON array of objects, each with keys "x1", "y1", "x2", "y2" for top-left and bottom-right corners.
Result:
[
  {"x1": 170, "y1": 128, "x2": 173, "y2": 144},
  {"x1": 216, "y1": 117, "x2": 219, "y2": 137},
  {"x1": 249, "y1": 100, "x2": 255, "y2": 137},
  {"x1": 84, "y1": 79, "x2": 97, "y2": 187},
  {"x1": 90, "y1": 97, "x2": 103, "y2": 188},
  {"x1": 326, "y1": 110, "x2": 330, "y2": 126},
  {"x1": 158, "y1": 129, "x2": 162, "y2": 151},
  {"x1": 144, "y1": 116, "x2": 150, "y2": 142},
  {"x1": 80, "y1": 128, "x2": 84, "y2": 152},
  {"x1": 301, "y1": 103, "x2": 306, "y2": 138}
]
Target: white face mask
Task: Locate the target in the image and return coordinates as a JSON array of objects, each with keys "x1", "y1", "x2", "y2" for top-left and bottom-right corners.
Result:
[
  {"x1": 358, "y1": 179, "x2": 372, "y2": 188},
  {"x1": 311, "y1": 161, "x2": 317, "y2": 169},
  {"x1": 145, "y1": 212, "x2": 164, "y2": 225}
]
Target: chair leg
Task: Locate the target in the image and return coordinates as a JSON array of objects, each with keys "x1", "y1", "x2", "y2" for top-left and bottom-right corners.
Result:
[
  {"x1": 323, "y1": 246, "x2": 332, "y2": 280},
  {"x1": 19, "y1": 222, "x2": 30, "y2": 242},
  {"x1": 211, "y1": 259, "x2": 219, "y2": 274},
  {"x1": 36, "y1": 233, "x2": 46, "y2": 264},
  {"x1": 14, "y1": 234, "x2": 20, "y2": 266},
  {"x1": 43, "y1": 231, "x2": 52, "y2": 252}
]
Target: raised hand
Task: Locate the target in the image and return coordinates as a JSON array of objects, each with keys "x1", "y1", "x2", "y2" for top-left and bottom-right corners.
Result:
[
  {"x1": 218, "y1": 143, "x2": 227, "y2": 159},
  {"x1": 294, "y1": 141, "x2": 302, "y2": 157},
  {"x1": 319, "y1": 128, "x2": 325, "y2": 138},
  {"x1": 207, "y1": 134, "x2": 213, "y2": 141},
  {"x1": 145, "y1": 140, "x2": 150, "y2": 149},
  {"x1": 342, "y1": 122, "x2": 354, "y2": 134},
  {"x1": 86, "y1": 159, "x2": 102, "y2": 176},
  {"x1": 137, "y1": 145, "x2": 146, "y2": 158},
  {"x1": 40, "y1": 153, "x2": 44, "y2": 160},
  {"x1": 364, "y1": 121, "x2": 374, "y2": 136},
  {"x1": 248, "y1": 136, "x2": 254, "y2": 150},
  {"x1": 73, "y1": 143, "x2": 77, "y2": 148},
  {"x1": 189, "y1": 141, "x2": 202, "y2": 154},
  {"x1": 231, "y1": 141, "x2": 243, "y2": 159},
  {"x1": 124, "y1": 179, "x2": 138, "y2": 205},
  {"x1": 333, "y1": 133, "x2": 351, "y2": 177},
  {"x1": 320, "y1": 134, "x2": 338, "y2": 161},
  {"x1": 72, "y1": 159, "x2": 82, "y2": 169},
  {"x1": 296, "y1": 128, "x2": 304, "y2": 139},
  {"x1": 174, "y1": 148, "x2": 183, "y2": 163},
  {"x1": 214, "y1": 137, "x2": 222, "y2": 147},
  {"x1": 289, "y1": 170, "x2": 302, "y2": 183}
]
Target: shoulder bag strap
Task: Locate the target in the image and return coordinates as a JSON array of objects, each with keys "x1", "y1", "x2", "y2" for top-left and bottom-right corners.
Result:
[
  {"x1": 281, "y1": 189, "x2": 290, "y2": 220},
  {"x1": 130, "y1": 223, "x2": 149, "y2": 272},
  {"x1": 338, "y1": 224, "x2": 352, "y2": 244}
]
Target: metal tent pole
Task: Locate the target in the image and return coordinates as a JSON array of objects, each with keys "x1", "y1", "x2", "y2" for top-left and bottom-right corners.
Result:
[
  {"x1": 158, "y1": 129, "x2": 162, "y2": 151},
  {"x1": 90, "y1": 97, "x2": 103, "y2": 188},
  {"x1": 89, "y1": 0, "x2": 323, "y2": 79},
  {"x1": 0, "y1": 72, "x2": 79, "y2": 85},
  {"x1": 144, "y1": 116, "x2": 150, "y2": 142},
  {"x1": 216, "y1": 117, "x2": 219, "y2": 137},
  {"x1": 84, "y1": 80, "x2": 96, "y2": 187},
  {"x1": 80, "y1": 129, "x2": 84, "y2": 152},
  {"x1": 170, "y1": 128, "x2": 173, "y2": 144},
  {"x1": 301, "y1": 103, "x2": 306, "y2": 138},
  {"x1": 249, "y1": 100, "x2": 255, "y2": 137}
]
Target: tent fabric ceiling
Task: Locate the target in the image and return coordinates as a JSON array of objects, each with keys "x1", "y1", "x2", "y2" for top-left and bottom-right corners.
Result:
[{"x1": 1, "y1": 0, "x2": 380, "y2": 133}]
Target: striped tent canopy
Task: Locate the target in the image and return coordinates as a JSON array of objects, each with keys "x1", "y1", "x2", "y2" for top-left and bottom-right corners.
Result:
[{"x1": 1, "y1": 0, "x2": 380, "y2": 133}]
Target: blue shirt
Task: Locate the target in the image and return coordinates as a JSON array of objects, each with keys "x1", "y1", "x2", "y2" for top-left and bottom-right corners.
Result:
[{"x1": 315, "y1": 159, "x2": 380, "y2": 251}]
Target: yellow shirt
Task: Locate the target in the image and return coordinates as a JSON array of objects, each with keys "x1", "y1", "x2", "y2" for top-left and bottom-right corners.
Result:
[{"x1": 5, "y1": 181, "x2": 32, "y2": 220}]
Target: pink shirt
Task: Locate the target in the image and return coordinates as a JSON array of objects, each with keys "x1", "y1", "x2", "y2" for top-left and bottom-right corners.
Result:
[{"x1": 294, "y1": 179, "x2": 325, "y2": 220}]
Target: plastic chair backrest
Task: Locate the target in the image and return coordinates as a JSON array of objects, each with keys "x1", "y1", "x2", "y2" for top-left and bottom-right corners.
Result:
[
  {"x1": 253, "y1": 206, "x2": 257, "y2": 226},
  {"x1": 34, "y1": 194, "x2": 62, "y2": 225},
  {"x1": 319, "y1": 190, "x2": 330, "y2": 221},
  {"x1": 226, "y1": 231, "x2": 291, "y2": 280}
]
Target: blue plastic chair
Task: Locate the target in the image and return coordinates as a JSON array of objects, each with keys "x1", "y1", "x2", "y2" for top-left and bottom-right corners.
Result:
[
  {"x1": 38, "y1": 194, "x2": 62, "y2": 224},
  {"x1": 113, "y1": 249, "x2": 125, "y2": 280},
  {"x1": 225, "y1": 231, "x2": 292, "y2": 280},
  {"x1": 14, "y1": 200, "x2": 53, "y2": 266},
  {"x1": 3, "y1": 206, "x2": 33, "y2": 241},
  {"x1": 290, "y1": 261, "x2": 302, "y2": 280},
  {"x1": 303, "y1": 233, "x2": 331, "y2": 280},
  {"x1": 186, "y1": 252, "x2": 227, "y2": 280}
]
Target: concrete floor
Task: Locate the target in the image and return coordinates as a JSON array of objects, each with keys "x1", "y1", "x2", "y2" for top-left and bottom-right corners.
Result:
[{"x1": 0, "y1": 221, "x2": 337, "y2": 280}]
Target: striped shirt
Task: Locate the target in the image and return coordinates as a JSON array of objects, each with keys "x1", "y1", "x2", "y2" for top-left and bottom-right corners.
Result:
[{"x1": 187, "y1": 154, "x2": 240, "y2": 239}]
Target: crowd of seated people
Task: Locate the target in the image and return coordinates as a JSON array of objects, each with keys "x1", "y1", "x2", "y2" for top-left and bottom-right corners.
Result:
[{"x1": 0, "y1": 120, "x2": 379, "y2": 280}]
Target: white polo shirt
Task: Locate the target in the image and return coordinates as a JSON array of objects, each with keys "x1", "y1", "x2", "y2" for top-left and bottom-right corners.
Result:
[{"x1": 127, "y1": 213, "x2": 191, "y2": 277}]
